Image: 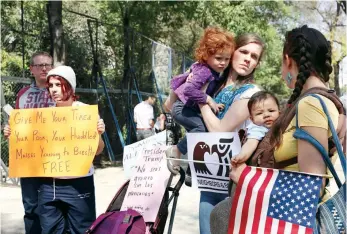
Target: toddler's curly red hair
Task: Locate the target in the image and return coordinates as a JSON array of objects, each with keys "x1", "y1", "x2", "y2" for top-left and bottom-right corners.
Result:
[{"x1": 195, "y1": 27, "x2": 235, "y2": 63}]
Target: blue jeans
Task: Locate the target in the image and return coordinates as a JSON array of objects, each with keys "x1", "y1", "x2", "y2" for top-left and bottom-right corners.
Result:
[
  {"x1": 172, "y1": 100, "x2": 207, "y2": 155},
  {"x1": 38, "y1": 176, "x2": 96, "y2": 234},
  {"x1": 199, "y1": 191, "x2": 228, "y2": 234},
  {"x1": 20, "y1": 177, "x2": 42, "y2": 234}
]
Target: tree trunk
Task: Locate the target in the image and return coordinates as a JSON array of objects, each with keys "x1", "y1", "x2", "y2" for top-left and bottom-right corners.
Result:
[
  {"x1": 334, "y1": 62, "x2": 341, "y2": 96},
  {"x1": 47, "y1": 1, "x2": 65, "y2": 65}
]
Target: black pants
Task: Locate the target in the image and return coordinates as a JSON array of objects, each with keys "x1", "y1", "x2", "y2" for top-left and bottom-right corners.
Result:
[
  {"x1": 20, "y1": 177, "x2": 42, "y2": 234},
  {"x1": 38, "y1": 176, "x2": 96, "y2": 234},
  {"x1": 171, "y1": 100, "x2": 207, "y2": 155}
]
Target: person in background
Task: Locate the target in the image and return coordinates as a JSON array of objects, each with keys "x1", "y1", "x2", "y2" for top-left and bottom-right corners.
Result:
[
  {"x1": 154, "y1": 113, "x2": 166, "y2": 133},
  {"x1": 134, "y1": 95, "x2": 156, "y2": 141},
  {"x1": 3, "y1": 51, "x2": 55, "y2": 234}
]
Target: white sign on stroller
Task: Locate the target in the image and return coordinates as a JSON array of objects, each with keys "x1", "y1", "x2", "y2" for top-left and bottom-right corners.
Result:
[{"x1": 123, "y1": 131, "x2": 167, "y2": 178}]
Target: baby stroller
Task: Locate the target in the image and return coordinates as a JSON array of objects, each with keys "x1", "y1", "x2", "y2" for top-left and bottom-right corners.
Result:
[{"x1": 91, "y1": 167, "x2": 185, "y2": 234}]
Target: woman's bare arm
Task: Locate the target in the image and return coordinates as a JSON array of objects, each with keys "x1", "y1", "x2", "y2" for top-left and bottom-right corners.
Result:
[
  {"x1": 297, "y1": 126, "x2": 328, "y2": 195},
  {"x1": 199, "y1": 99, "x2": 250, "y2": 132}
]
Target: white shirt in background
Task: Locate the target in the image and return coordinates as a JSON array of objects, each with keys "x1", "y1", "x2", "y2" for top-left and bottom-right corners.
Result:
[{"x1": 134, "y1": 101, "x2": 154, "y2": 129}]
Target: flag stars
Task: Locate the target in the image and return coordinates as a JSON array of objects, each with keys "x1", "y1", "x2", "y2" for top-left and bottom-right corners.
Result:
[
  {"x1": 298, "y1": 219, "x2": 302, "y2": 224},
  {"x1": 303, "y1": 216, "x2": 307, "y2": 220},
  {"x1": 307, "y1": 221, "x2": 311, "y2": 226},
  {"x1": 314, "y1": 186, "x2": 319, "y2": 190}
]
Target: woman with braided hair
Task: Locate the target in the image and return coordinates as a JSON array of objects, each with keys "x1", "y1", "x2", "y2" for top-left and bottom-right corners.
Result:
[{"x1": 209, "y1": 25, "x2": 344, "y2": 234}]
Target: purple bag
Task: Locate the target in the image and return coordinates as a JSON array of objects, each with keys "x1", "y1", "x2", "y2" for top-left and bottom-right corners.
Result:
[{"x1": 86, "y1": 209, "x2": 146, "y2": 234}]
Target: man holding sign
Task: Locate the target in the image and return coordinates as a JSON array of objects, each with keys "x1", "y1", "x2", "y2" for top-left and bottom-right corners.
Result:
[
  {"x1": 3, "y1": 52, "x2": 55, "y2": 234},
  {"x1": 4, "y1": 65, "x2": 105, "y2": 234}
]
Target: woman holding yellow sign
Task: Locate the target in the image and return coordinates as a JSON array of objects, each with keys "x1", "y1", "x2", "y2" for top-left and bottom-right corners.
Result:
[
  {"x1": 40, "y1": 65, "x2": 105, "y2": 234},
  {"x1": 3, "y1": 65, "x2": 105, "y2": 234}
]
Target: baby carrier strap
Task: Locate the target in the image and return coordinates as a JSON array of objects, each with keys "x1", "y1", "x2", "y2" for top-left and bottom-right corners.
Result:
[{"x1": 250, "y1": 87, "x2": 346, "y2": 169}]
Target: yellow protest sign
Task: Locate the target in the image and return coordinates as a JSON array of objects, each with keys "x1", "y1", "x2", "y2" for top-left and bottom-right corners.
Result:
[{"x1": 9, "y1": 105, "x2": 99, "y2": 177}]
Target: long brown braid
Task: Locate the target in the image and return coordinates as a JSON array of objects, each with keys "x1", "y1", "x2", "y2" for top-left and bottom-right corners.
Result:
[{"x1": 270, "y1": 25, "x2": 333, "y2": 148}]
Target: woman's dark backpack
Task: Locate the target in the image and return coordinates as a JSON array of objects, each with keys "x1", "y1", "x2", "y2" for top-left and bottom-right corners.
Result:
[{"x1": 250, "y1": 87, "x2": 346, "y2": 169}]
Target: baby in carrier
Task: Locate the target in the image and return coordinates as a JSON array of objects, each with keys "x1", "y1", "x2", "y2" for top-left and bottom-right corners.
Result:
[{"x1": 232, "y1": 91, "x2": 280, "y2": 166}]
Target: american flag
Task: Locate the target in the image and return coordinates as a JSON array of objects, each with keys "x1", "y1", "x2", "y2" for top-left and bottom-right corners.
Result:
[{"x1": 228, "y1": 166, "x2": 323, "y2": 234}]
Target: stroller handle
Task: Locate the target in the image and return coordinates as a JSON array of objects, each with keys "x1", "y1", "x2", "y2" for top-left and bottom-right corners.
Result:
[
  {"x1": 228, "y1": 180, "x2": 233, "y2": 196},
  {"x1": 173, "y1": 167, "x2": 185, "y2": 192}
]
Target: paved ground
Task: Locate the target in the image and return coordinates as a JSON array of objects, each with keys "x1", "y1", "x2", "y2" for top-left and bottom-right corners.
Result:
[
  {"x1": 0, "y1": 166, "x2": 200, "y2": 234},
  {"x1": 0, "y1": 158, "x2": 343, "y2": 234}
]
